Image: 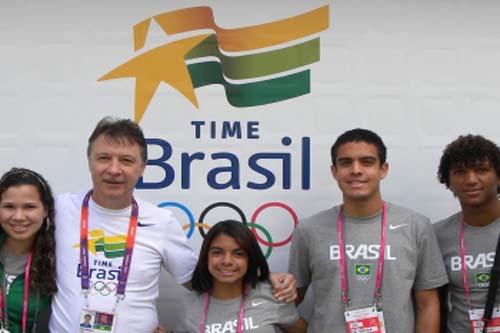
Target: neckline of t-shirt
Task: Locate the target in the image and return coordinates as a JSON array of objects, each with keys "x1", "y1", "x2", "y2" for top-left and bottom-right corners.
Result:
[
  {"x1": 0, "y1": 246, "x2": 29, "y2": 260},
  {"x1": 464, "y1": 216, "x2": 500, "y2": 233},
  {"x1": 0, "y1": 246, "x2": 28, "y2": 275},
  {"x1": 208, "y1": 293, "x2": 244, "y2": 305},
  {"x1": 89, "y1": 196, "x2": 133, "y2": 216},
  {"x1": 340, "y1": 205, "x2": 385, "y2": 225}
]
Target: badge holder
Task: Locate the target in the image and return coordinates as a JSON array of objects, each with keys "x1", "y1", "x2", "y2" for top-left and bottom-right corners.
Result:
[
  {"x1": 79, "y1": 292, "x2": 121, "y2": 333},
  {"x1": 344, "y1": 305, "x2": 383, "y2": 333},
  {"x1": 469, "y1": 308, "x2": 500, "y2": 333},
  {"x1": 343, "y1": 292, "x2": 386, "y2": 333},
  {"x1": 78, "y1": 309, "x2": 116, "y2": 333}
]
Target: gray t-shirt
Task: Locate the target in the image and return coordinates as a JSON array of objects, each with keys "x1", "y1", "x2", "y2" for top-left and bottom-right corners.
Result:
[
  {"x1": 288, "y1": 202, "x2": 448, "y2": 333},
  {"x1": 434, "y1": 213, "x2": 500, "y2": 333},
  {"x1": 0, "y1": 247, "x2": 28, "y2": 294},
  {"x1": 0, "y1": 247, "x2": 27, "y2": 276},
  {"x1": 176, "y1": 281, "x2": 300, "y2": 333}
]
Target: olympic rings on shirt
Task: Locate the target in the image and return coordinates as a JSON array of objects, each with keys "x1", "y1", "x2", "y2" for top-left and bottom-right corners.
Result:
[
  {"x1": 92, "y1": 281, "x2": 118, "y2": 296},
  {"x1": 157, "y1": 201, "x2": 298, "y2": 259}
]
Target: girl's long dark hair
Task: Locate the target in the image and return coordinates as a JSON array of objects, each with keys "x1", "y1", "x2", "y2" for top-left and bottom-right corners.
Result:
[
  {"x1": 0, "y1": 168, "x2": 57, "y2": 295},
  {"x1": 191, "y1": 220, "x2": 269, "y2": 293}
]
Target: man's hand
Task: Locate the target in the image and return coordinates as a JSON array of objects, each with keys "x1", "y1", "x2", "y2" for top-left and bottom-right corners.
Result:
[
  {"x1": 270, "y1": 272, "x2": 297, "y2": 303},
  {"x1": 153, "y1": 325, "x2": 167, "y2": 333}
]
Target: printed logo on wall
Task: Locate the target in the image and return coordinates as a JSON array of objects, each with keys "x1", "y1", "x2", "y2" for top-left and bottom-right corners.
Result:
[
  {"x1": 96, "y1": 5, "x2": 329, "y2": 258},
  {"x1": 98, "y1": 5, "x2": 329, "y2": 122},
  {"x1": 159, "y1": 201, "x2": 298, "y2": 258}
]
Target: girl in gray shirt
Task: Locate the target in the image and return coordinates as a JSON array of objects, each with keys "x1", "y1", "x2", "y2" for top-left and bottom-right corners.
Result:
[{"x1": 176, "y1": 220, "x2": 307, "y2": 333}]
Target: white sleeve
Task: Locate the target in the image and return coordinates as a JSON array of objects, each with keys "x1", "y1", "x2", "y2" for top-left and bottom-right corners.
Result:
[{"x1": 161, "y1": 214, "x2": 198, "y2": 284}]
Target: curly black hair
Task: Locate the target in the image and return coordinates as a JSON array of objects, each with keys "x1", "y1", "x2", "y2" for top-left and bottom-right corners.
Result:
[
  {"x1": 437, "y1": 134, "x2": 500, "y2": 188},
  {"x1": 0, "y1": 168, "x2": 57, "y2": 296}
]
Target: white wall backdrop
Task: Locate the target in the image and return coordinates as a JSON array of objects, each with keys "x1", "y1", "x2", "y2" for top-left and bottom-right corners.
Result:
[{"x1": 1, "y1": 0, "x2": 500, "y2": 328}]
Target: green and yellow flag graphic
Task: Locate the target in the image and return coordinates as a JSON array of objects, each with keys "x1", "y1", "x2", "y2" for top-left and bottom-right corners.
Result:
[
  {"x1": 99, "y1": 5, "x2": 329, "y2": 122},
  {"x1": 476, "y1": 272, "x2": 490, "y2": 284},
  {"x1": 355, "y1": 264, "x2": 372, "y2": 276},
  {"x1": 73, "y1": 230, "x2": 126, "y2": 259}
]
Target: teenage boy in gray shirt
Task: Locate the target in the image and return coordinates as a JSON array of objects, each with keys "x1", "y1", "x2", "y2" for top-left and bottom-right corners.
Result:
[
  {"x1": 434, "y1": 135, "x2": 500, "y2": 332},
  {"x1": 288, "y1": 128, "x2": 448, "y2": 333}
]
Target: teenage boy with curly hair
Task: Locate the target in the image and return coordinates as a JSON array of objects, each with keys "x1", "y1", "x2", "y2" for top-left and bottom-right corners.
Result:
[{"x1": 434, "y1": 134, "x2": 500, "y2": 332}]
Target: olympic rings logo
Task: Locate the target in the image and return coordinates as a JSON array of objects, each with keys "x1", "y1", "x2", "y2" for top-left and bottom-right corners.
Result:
[
  {"x1": 91, "y1": 281, "x2": 118, "y2": 296},
  {"x1": 157, "y1": 201, "x2": 298, "y2": 258}
]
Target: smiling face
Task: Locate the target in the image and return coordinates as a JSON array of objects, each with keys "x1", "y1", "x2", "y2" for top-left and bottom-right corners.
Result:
[
  {"x1": 0, "y1": 184, "x2": 47, "y2": 251},
  {"x1": 88, "y1": 134, "x2": 146, "y2": 209},
  {"x1": 449, "y1": 159, "x2": 500, "y2": 209},
  {"x1": 208, "y1": 234, "x2": 248, "y2": 290},
  {"x1": 331, "y1": 141, "x2": 388, "y2": 204}
]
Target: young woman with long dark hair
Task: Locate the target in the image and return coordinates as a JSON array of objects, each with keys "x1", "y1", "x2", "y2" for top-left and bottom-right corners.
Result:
[{"x1": 0, "y1": 168, "x2": 57, "y2": 333}]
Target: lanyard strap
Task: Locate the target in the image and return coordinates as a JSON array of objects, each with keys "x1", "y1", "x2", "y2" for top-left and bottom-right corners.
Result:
[
  {"x1": 459, "y1": 216, "x2": 473, "y2": 311},
  {"x1": 199, "y1": 288, "x2": 247, "y2": 333},
  {"x1": 337, "y1": 202, "x2": 388, "y2": 308},
  {"x1": 0, "y1": 251, "x2": 33, "y2": 333},
  {"x1": 80, "y1": 190, "x2": 139, "y2": 305}
]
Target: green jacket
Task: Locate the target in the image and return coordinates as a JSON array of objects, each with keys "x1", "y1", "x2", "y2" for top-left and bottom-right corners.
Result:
[{"x1": 0, "y1": 234, "x2": 51, "y2": 333}]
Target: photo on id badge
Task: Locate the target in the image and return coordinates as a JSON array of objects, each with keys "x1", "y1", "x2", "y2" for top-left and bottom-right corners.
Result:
[{"x1": 79, "y1": 310, "x2": 115, "y2": 332}]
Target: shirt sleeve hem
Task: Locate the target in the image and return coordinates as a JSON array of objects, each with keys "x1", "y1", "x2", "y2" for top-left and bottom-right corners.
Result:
[
  {"x1": 174, "y1": 269, "x2": 195, "y2": 285},
  {"x1": 413, "y1": 275, "x2": 449, "y2": 291}
]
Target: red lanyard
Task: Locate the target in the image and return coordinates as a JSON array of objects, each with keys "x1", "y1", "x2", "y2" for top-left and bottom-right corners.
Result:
[
  {"x1": 199, "y1": 287, "x2": 247, "y2": 333},
  {"x1": 0, "y1": 251, "x2": 33, "y2": 333},
  {"x1": 80, "y1": 190, "x2": 139, "y2": 307},
  {"x1": 459, "y1": 216, "x2": 474, "y2": 311},
  {"x1": 337, "y1": 202, "x2": 388, "y2": 308}
]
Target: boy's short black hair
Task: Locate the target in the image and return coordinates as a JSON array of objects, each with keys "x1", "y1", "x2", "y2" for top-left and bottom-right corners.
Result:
[{"x1": 331, "y1": 128, "x2": 387, "y2": 165}]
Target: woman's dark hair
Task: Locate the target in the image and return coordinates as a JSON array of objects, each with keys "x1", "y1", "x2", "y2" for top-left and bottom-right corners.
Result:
[
  {"x1": 0, "y1": 168, "x2": 57, "y2": 295},
  {"x1": 191, "y1": 220, "x2": 269, "y2": 293}
]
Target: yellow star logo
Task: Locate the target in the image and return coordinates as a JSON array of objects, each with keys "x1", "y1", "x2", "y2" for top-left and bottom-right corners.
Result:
[{"x1": 98, "y1": 34, "x2": 210, "y2": 122}]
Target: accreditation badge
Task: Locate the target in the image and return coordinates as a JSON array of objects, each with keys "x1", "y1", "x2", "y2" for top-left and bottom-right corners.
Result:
[
  {"x1": 469, "y1": 308, "x2": 500, "y2": 333},
  {"x1": 79, "y1": 309, "x2": 117, "y2": 333},
  {"x1": 344, "y1": 305, "x2": 386, "y2": 333}
]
